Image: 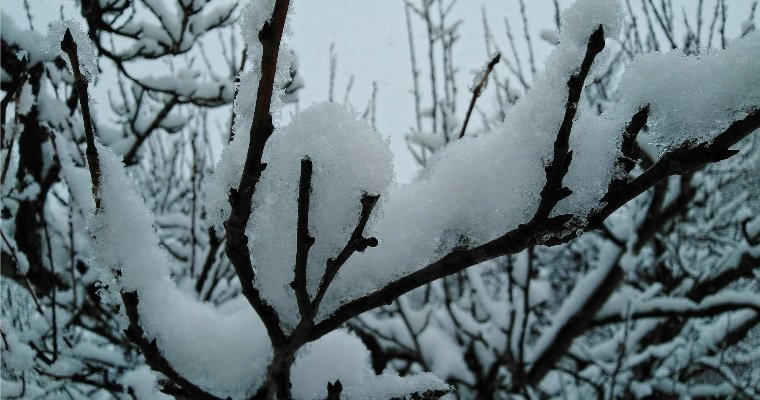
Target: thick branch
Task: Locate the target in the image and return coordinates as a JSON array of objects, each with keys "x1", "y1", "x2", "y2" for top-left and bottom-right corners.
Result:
[
  {"x1": 224, "y1": 0, "x2": 290, "y2": 345},
  {"x1": 122, "y1": 292, "x2": 224, "y2": 400}
]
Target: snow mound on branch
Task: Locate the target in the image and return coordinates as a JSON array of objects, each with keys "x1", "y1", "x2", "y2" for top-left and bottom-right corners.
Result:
[
  {"x1": 45, "y1": 20, "x2": 99, "y2": 81},
  {"x1": 250, "y1": 102, "x2": 394, "y2": 331},
  {"x1": 317, "y1": 0, "x2": 625, "y2": 321},
  {"x1": 291, "y1": 330, "x2": 448, "y2": 399},
  {"x1": 560, "y1": 0, "x2": 623, "y2": 46},
  {"x1": 204, "y1": 0, "x2": 293, "y2": 230},
  {"x1": 92, "y1": 144, "x2": 272, "y2": 399},
  {"x1": 618, "y1": 30, "x2": 760, "y2": 149}
]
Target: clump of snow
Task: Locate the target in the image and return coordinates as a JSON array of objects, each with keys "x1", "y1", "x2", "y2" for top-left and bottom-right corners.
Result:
[
  {"x1": 617, "y1": 31, "x2": 760, "y2": 149},
  {"x1": 291, "y1": 329, "x2": 448, "y2": 399},
  {"x1": 91, "y1": 144, "x2": 272, "y2": 399},
  {"x1": 560, "y1": 0, "x2": 623, "y2": 46},
  {"x1": 249, "y1": 102, "x2": 394, "y2": 331},
  {"x1": 45, "y1": 20, "x2": 99, "y2": 81},
  {"x1": 121, "y1": 366, "x2": 173, "y2": 400}
]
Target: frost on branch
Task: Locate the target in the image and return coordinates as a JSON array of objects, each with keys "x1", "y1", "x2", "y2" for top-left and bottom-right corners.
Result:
[{"x1": 44, "y1": 20, "x2": 99, "y2": 81}]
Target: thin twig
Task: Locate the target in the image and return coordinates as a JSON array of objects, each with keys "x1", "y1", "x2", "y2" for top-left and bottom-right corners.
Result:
[{"x1": 459, "y1": 53, "x2": 500, "y2": 139}]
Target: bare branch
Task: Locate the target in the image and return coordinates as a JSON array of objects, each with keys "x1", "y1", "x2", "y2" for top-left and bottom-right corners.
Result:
[
  {"x1": 60, "y1": 29, "x2": 101, "y2": 208},
  {"x1": 224, "y1": 0, "x2": 291, "y2": 345},
  {"x1": 458, "y1": 53, "x2": 500, "y2": 139},
  {"x1": 293, "y1": 157, "x2": 314, "y2": 317}
]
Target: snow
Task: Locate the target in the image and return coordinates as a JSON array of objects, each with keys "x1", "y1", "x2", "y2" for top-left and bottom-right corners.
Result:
[
  {"x1": 121, "y1": 366, "x2": 173, "y2": 400},
  {"x1": 316, "y1": 0, "x2": 626, "y2": 320},
  {"x1": 616, "y1": 30, "x2": 760, "y2": 149},
  {"x1": 250, "y1": 102, "x2": 394, "y2": 331},
  {"x1": 0, "y1": 12, "x2": 53, "y2": 64},
  {"x1": 291, "y1": 329, "x2": 448, "y2": 399},
  {"x1": 528, "y1": 241, "x2": 622, "y2": 364},
  {"x1": 45, "y1": 20, "x2": 99, "y2": 81},
  {"x1": 91, "y1": 144, "x2": 273, "y2": 399}
]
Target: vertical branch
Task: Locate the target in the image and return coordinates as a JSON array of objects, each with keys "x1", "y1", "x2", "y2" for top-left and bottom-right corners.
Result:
[
  {"x1": 328, "y1": 43, "x2": 336, "y2": 102},
  {"x1": 423, "y1": 0, "x2": 440, "y2": 135},
  {"x1": 60, "y1": 29, "x2": 101, "y2": 207},
  {"x1": 224, "y1": 0, "x2": 291, "y2": 344},
  {"x1": 517, "y1": 246, "x2": 533, "y2": 372},
  {"x1": 517, "y1": 0, "x2": 536, "y2": 75},
  {"x1": 458, "y1": 53, "x2": 500, "y2": 139},
  {"x1": 293, "y1": 157, "x2": 314, "y2": 317}
]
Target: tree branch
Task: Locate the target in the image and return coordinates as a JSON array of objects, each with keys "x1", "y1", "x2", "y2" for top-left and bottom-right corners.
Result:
[
  {"x1": 293, "y1": 157, "x2": 314, "y2": 317},
  {"x1": 60, "y1": 29, "x2": 100, "y2": 208},
  {"x1": 592, "y1": 295, "x2": 760, "y2": 326},
  {"x1": 458, "y1": 53, "x2": 500, "y2": 139},
  {"x1": 224, "y1": 0, "x2": 291, "y2": 345},
  {"x1": 312, "y1": 25, "x2": 607, "y2": 340},
  {"x1": 533, "y1": 24, "x2": 605, "y2": 221},
  {"x1": 63, "y1": 28, "x2": 219, "y2": 399}
]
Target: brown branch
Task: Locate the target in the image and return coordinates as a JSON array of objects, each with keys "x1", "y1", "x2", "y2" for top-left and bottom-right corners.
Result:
[
  {"x1": 590, "y1": 106, "x2": 760, "y2": 230},
  {"x1": 224, "y1": 0, "x2": 291, "y2": 346},
  {"x1": 123, "y1": 96, "x2": 179, "y2": 166},
  {"x1": 60, "y1": 29, "x2": 101, "y2": 208},
  {"x1": 458, "y1": 53, "x2": 500, "y2": 139},
  {"x1": 293, "y1": 157, "x2": 314, "y2": 317},
  {"x1": 64, "y1": 27, "x2": 222, "y2": 399}
]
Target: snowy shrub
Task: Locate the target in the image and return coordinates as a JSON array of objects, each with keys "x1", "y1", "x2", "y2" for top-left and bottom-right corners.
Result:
[{"x1": 1, "y1": 0, "x2": 758, "y2": 399}]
